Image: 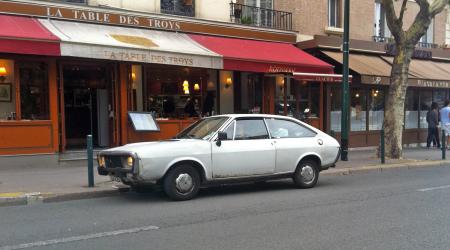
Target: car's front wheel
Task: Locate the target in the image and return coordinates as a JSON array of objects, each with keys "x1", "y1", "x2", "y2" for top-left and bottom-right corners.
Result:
[
  {"x1": 293, "y1": 159, "x2": 319, "y2": 188},
  {"x1": 163, "y1": 164, "x2": 200, "y2": 201}
]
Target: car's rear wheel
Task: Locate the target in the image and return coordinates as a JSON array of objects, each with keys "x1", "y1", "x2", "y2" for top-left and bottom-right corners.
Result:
[
  {"x1": 293, "y1": 159, "x2": 319, "y2": 188},
  {"x1": 163, "y1": 164, "x2": 200, "y2": 201}
]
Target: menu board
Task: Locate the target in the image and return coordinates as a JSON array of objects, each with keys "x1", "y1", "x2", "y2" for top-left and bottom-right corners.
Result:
[{"x1": 128, "y1": 112, "x2": 160, "y2": 132}]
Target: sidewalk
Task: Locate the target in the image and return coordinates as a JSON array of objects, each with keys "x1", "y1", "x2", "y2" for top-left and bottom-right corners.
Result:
[{"x1": 1, "y1": 147, "x2": 449, "y2": 206}]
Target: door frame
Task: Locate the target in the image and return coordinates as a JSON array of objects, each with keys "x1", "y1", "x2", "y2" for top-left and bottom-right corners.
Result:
[{"x1": 58, "y1": 60, "x2": 119, "y2": 151}]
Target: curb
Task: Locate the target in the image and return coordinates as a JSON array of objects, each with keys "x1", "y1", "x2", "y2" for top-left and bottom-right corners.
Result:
[
  {"x1": 0, "y1": 186, "x2": 131, "y2": 208},
  {"x1": 323, "y1": 160, "x2": 450, "y2": 176}
]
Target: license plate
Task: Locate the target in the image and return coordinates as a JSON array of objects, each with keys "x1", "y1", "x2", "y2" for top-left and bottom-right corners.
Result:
[{"x1": 109, "y1": 175, "x2": 121, "y2": 182}]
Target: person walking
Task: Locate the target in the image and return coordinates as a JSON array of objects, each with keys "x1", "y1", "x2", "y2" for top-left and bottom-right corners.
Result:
[
  {"x1": 439, "y1": 100, "x2": 450, "y2": 149},
  {"x1": 426, "y1": 102, "x2": 440, "y2": 148}
]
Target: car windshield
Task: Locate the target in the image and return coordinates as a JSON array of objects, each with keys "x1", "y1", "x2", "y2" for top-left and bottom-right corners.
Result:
[{"x1": 176, "y1": 117, "x2": 229, "y2": 140}]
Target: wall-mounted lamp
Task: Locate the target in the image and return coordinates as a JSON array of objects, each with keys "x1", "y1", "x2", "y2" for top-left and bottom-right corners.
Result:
[
  {"x1": 0, "y1": 66, "x2": 7, "y2": 82},
  {"x1": 183, "y1": 80, "x2": 189, "y2": 94},
  {"x1": 194, "y1": 83, "x2": 200, "y2": 91},
  {"x1": 225, "y1": 77, "x2": 232, "y2": 88},
  {"x1": 131, "y1": 72, "x2": 136, "y2": 82},
  {"x1": 355, "y1": 93, "x2": 360, "y2": 98}
]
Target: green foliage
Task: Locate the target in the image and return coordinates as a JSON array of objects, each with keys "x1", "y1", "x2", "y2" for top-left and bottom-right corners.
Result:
[{"x1": 240, "y1": 16, "x2": 253, "y2": 25}]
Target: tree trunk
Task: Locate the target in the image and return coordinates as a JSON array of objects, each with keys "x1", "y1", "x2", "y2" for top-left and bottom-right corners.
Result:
[{"x1": 384, "y1": 44, "x2": 414, "y2": 159}]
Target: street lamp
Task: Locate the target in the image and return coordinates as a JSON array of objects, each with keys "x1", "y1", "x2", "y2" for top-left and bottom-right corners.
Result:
[{"x1": 341, "y1": 0, "x2": 350, "y2": 161}]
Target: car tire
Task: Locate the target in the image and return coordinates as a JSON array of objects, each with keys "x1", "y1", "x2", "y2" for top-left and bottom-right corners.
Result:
[
  {"x1": 163, "y1": 164, "x2": 200, "y2": 201},
  {"x1": 293, "y1": 159, "x2": 319, "y2": 189}
]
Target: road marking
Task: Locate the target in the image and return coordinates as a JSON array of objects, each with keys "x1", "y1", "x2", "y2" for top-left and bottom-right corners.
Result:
[
  {"x1": 417, "y1": 185, "x2": 450, "y2": 192},
  {"x1": 0, "y1": 225, "x2": 159, "y2": 250}
]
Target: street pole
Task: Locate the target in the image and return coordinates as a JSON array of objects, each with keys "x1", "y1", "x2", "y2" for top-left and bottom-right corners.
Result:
[
  {"x1": 341, "y1": 0, "x2": 350, "y2": 161},
  {"x1": 87, "y1": 134, "x2": 94, "y2": 187}
]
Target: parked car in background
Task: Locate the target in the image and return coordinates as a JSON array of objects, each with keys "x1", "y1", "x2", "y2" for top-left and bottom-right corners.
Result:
[{"x1": 98, "y1": 114, "x2": 340, "y2": 200}]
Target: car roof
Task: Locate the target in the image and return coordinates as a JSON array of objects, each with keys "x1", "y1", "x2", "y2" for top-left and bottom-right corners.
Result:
[{"x1": 207, "y1": 114, "x2": 298, "y2": 120}]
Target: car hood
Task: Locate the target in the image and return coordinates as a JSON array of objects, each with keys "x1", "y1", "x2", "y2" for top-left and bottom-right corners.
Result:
[{"x1": 102, "y1": 139, "x2": 209, "y2": 156}]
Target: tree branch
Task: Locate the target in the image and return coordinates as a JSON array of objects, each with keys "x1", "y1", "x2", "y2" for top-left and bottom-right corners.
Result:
[
  {"x1": 398, "y1": 0, "x2": 408, "y2": 23},
  {"x1": 382, "y1": 0, "x2": 403, "y2": 42},
  {"x1": 429, "y1": 0, "x2": 449, "y2": 17}
]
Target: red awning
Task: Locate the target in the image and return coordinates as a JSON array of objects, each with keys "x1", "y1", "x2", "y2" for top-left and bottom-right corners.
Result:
[
  {"x1": 0, "y1": 15, "x2": 60, "y2": 56},
  {"x1": 189, "y1": 34, "x2": 333, "y2": 74}
]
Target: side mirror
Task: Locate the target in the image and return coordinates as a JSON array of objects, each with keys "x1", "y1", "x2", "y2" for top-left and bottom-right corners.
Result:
[{"x1": 216, "y1": 131, "x2": 228, "y2": 146}]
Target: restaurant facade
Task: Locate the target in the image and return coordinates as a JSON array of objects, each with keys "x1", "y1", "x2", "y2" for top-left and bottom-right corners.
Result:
[
  {"x1": 298, "y1": 35, "x2": 450, "y2": 148},
  {"x1": 0, "y1": 1, "x2": 343, "y2": 156}
]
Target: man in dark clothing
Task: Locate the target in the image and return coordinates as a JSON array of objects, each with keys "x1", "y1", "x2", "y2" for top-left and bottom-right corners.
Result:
[{"x1": 426, "y1": 102, "x2": 440, "y2": 148}]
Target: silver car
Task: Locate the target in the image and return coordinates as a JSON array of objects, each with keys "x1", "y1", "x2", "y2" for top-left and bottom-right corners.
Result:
[{"x1": 98, "y1": 114, "x2": 340, "y2": 200}]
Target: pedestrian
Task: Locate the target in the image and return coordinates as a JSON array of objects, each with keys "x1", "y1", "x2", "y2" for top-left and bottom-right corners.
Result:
[
  {"x1": 426, "y1": 102, "x2": 440, "y2": 148},
  {"x1": 439, "y1": 100, "x2": 450, "y2": 149}
]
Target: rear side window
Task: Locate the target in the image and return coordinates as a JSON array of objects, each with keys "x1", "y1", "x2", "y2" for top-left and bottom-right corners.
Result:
[
  {"x1": 234, "y1": 119, "x2": 269, "y2": 140},
  {"x1": 265, "y1": 118, "x2": 316, "y2": 138}
]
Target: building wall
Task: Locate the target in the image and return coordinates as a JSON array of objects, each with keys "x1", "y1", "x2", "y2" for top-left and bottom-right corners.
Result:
[
  {"x1": 275, "y1": 0, "x2": 447, "y2": 44},
  {"x1": 88, "y1": 0, "x2": 230, "y2": 22},
  {"x1": 196, "y1": 0, "x2": 230, "y2": 22},
  {"x1": 447, "y1": 9, "x2": 450, "y2": 45}
]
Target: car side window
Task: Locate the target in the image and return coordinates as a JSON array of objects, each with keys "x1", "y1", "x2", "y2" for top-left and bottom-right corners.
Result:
[
  {"x1": 234, "y1": 119, "x2": 269, "y2": 140},
  {"x1": 265, "y1": 118, "x2": 316, "y2": 138},
  {"x1": 223, "y1": 121, "x2": 235, "y2": 140}
]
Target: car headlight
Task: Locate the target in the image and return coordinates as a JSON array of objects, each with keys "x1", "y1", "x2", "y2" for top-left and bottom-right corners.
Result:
[
  {"x1": 123, "y1": 156, "x2": 134, "y2": 168},
  {"x1": 98, "y1": 155, "x2": 105, "y2": 168}
]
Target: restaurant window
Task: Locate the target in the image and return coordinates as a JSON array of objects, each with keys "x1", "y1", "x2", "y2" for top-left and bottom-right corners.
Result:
[
  {"x1": 0, "y1": 59, "x2": 15, "y2": 120},
  {"x1": 285, "y1": 80, "x2": 319, "y2": 120},
  {"x1": 143, "y1": 65, "x2": 214, "y2": 119},
  {"x1": 161, "y1": 0, "x2": 195, "y2": 17},
  {"x1": 350, "y1": 88, "x2": 366, "y2": 131},
  {"x1": 328, "y1": 0, "x2": 341, "y2": 28},
  {"x1": 368, "y1": 88, "x2": 384, "y2": 130},
  {"x1": 419, "y1": 90, "x2": 432, "y2": 128},
  {"x1": 433, "y1": 89, "x2": 446, "y2": 108},
  {"x1": 130, "y1": 65, "x2": 144, "y2": 112},
  {"x1": 405, "y1": 89, "x2": 419, "y2": 129},
  {"x1": 330, "y1": 87, "x2": 341, "y2": 132},
  {"x1": 19, "y1": 62, "x2": 49, "y2": 120},
  {"x1": 235, "y1": 73, "x2": 263, "y2": 114}
]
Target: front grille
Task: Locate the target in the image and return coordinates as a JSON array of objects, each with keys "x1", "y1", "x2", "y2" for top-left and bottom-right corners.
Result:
[{"x1": 105, "y1": 156, "x2": 123, "y2": 168}]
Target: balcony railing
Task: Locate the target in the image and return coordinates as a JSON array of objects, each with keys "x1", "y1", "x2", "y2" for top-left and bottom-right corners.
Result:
[
  {"x1": 373, "y1": 36, "x2": 439, "y2": 49},
  {"x1": 161, "y1": 0, "x2": 195, "y2": 17},
  {"x1": 372, "y1": 36, "x2": 393, "y2": 43},
  {"x1": 230, "y1": 3, "x2": 293, "y2": 31},
  {"x1": 417, "y1": 42, "x2": 438, "y2": 49}
]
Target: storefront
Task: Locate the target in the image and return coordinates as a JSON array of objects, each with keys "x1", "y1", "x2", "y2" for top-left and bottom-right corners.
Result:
[
  {"x1": 299, "y1": 35, "x2": 450, "y2": 147},
  {"x1": 0, "y1": 2, "x2": 339, "y2": 156},
  {"x1": 190, "y1": 35, "x2": 338, "y2": 131}
]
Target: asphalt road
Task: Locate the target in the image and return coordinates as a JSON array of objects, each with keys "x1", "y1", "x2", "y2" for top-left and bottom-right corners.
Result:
[{"x1": 1, "y1": 165, "x2": 450, "y2": 250}]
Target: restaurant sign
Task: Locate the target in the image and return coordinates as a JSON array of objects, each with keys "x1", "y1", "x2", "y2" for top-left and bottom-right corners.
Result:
[
  {"x1": 361, "y1": 75, "x2": 450, "y2": 88},
  {"x1": 60, "y1": 43, "x2": 222, "y2": 69},
  {"x1": 0, "y1": 1, "x2": 295, "y2": 43}
]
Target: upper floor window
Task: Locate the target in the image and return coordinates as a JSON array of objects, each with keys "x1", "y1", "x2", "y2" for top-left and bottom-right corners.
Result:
[
  {"x1": 374, "y1": 1, "x2": 391, "y2": 41},
  {"x1": 328, "y1": 0, "x2": 341, "y2": 28},
  {"x1": 419, "y1": 20, "x2": 434, "y2": 45},
  {"x1": 161, "y1": 0, "x2": 195, "y2": 17}
]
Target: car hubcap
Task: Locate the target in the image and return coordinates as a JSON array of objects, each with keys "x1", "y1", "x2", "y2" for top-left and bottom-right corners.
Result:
[
  {"x1": 300, "y1": 165, "x2": 315, "y2": 185},
  {"x1": 175, "y1": 173, "x2": 194, "y2": 193}
]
